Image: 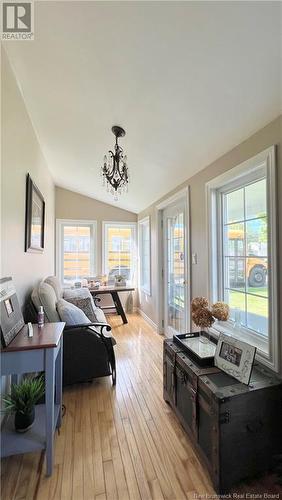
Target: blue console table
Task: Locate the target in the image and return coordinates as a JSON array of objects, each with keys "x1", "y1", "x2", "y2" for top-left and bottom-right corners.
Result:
[{"x1": 1, "y1": 322, "x2": 65, "y2": 476}]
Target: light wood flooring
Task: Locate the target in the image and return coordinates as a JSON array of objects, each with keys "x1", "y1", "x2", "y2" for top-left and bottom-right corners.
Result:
[{"x1": 1, "y1": 314, "x2": 281, "y2": 500}]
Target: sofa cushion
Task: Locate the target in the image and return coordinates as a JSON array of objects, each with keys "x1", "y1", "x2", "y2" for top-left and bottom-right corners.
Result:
[
  {"x1": 66, "y1": 296, "x2": 98, "y2": 323},
  {"x1": 63, "y1": 287, "x2": 98, "y2": 311},
  {"x1": 57, "y1": 299, "x2": 91, "y2": 326},
  {"x1": 45, "y1": 276, "x2": 63, "y2": 301},
  {"x1": 93, "y1": 307, "x2": 107, "y2": 324},
  {"x1": 31, "y1": 281, "x2": 60, "y2": 322},
  {"x1": 31, "y1": 285, "x2": 42, "y2": 316}
]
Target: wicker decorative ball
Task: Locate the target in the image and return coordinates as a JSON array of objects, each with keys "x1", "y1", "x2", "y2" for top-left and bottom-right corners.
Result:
[{"x1": 211, "y1": 302, "x2": 230, "y2": 321}]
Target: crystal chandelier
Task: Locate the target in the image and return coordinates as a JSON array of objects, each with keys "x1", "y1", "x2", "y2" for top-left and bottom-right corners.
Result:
[{"x1": 101, "y1": 126, "x2": 129, "y2": 201}]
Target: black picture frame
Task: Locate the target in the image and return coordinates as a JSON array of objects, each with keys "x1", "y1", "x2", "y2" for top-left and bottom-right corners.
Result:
[{"x1": 25, "y1": 174, "x2": 45, "y2": 252}]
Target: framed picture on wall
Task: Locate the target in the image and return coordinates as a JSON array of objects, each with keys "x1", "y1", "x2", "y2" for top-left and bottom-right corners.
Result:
[{"x1": 25, "y1": 174, "x2": 45, "y2": 252}]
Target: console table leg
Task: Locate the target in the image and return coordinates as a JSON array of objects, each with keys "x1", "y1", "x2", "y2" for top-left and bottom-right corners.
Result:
[
  {"x1": 11, "y1": 374, "x2": 21, "y2": 385},
  {"x1": 55, "y1": 338, "x2": 63, "y2": 428},
  {"x1": 112, "y1": 291, "x2": 128, "y2": 324},
  {"x1": 45, "y1": 348, "x2": 55, "y2": 476}
]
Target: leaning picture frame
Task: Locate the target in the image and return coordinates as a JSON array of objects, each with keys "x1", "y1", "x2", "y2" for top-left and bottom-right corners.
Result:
[
  {"x1": 25, "y1": 174, "x2": 45, "y2": 252},
  {"x1": 214, "y1": 333, "x2": 256, "y2": 385},
  {"x1": 0, "y1": 277, "x2": 24, "y2": 348}
]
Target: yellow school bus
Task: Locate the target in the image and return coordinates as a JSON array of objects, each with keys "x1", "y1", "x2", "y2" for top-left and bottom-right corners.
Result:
[{"x1": 228, "y1": 229, "x2": 267, "y2": 287}]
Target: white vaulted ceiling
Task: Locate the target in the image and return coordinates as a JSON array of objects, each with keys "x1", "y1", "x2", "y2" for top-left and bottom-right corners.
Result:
[{"x1": 4, "y1": 1, "x2": 281, "y2": 213}]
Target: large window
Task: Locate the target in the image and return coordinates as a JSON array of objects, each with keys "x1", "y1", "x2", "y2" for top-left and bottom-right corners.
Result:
[
  {"x1": 138, "y1": 216, "x2": 151, "y2": 295},
  {"x1": 56, "y1": 220, "x2": 97, "y2": 284},
  {"x1": 103, "y1": 222, "x2": 137, "y2": 283},
  {"x1": 207, "y1": 147, "x2": 278, "y2": 371}
]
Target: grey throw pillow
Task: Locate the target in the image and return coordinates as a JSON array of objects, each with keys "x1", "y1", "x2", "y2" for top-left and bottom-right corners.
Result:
[
  {"x1": 66, "y1": 296, "x2": 98, "y2": 323},
  {"x1": 57, "y1": 299, "x2": 91, "y2": 326}
]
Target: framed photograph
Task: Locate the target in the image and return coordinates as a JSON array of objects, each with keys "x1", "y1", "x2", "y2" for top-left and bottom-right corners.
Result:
[
  {"x1": 25, "y1": 174, "x2": 45, "y2": 252},
  {"x1": 214, "y1": 333, "x2": 256, "y2": 385},
  {"x1": 0, "y1": 277, "x2": 24, "y2": 348}
]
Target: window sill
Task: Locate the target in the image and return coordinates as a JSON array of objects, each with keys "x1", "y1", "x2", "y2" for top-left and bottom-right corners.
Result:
[
  {"x1": 140, "y1": 288, "x2": 151, "y2": 297},
  {"x1": 208, "y1": 321, "x2": 269, "y2": 358}
]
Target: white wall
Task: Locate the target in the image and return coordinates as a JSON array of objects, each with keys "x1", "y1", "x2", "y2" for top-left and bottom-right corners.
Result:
[{"x1": 1, "y1": 48, "x2": 55, "y2": 309}]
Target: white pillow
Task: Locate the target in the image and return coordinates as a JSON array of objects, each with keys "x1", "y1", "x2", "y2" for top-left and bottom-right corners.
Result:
[{"x1": 57, "y1": 299, "x2": 91, "y2": 326}]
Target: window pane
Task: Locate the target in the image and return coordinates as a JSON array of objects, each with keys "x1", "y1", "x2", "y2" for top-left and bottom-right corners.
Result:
[
  {"x1": 225, "y1": 188, "x2": 244, "y2": 223},
  {"x1": 246, "y1": 218, "x2": 267, "y2": 257},
  {"x1": 246, "y1": 295, "x2": 268, "y2": 336},
  {"x1": 222, "y1": 174, "x2": 269, "y2": 341},
  {"x1": 246, "y1": 257, "x2": 268, "y2": 294},
  {"x1": 224, "y1": 289, "x2": 246, "y2": 326},
  {"x1": 106, "y1": 225, "x2": 135, "y2": 281},
  {"x1": 224, "y1": 223, "x2": 245, "y2": 256},
  {"x1": 224, "y1": 257, "x2": 246, "y2": 291},
  {"x1": 245, "y1": 179, "x2": 266, "y2": 220},
  {"x1": 63, "y1": 225, "x2": 92, "y2": 283}
]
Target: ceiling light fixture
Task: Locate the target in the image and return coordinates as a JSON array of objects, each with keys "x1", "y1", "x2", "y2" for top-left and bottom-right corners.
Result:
[{"x1": 101, "y1": 126, "x2": 129, "y2": 201}]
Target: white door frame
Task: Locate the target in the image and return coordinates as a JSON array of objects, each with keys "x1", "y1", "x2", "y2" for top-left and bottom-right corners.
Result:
[{"x1": 156, "y1": 186, "x2": 191, "y2": 335}]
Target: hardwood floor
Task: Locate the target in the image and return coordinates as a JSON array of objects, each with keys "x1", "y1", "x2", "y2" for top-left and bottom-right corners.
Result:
[{"x1": 1, "y1": 314, "x2": 281, "y2": 499}]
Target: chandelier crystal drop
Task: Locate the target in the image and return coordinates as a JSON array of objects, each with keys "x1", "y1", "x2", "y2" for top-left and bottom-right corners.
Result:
[{"x1": 101, "y1": 126, "x2": 129, "y2": 201}]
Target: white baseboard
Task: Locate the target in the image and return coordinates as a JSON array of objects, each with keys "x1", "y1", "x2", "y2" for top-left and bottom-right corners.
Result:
[{"x1": 137, "y1": 308, "x2": 158, "y2": 331}]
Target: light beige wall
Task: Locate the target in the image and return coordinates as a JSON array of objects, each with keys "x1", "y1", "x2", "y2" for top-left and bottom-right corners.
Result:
[
  {"x1": 138, "y1": 116, "x2": 282, "y2": 333},
  {"x1": 1, "y1": 49, "x2": 55, "y2": 309},
  {"x1": 55, "y1": 186, "x2": 137, "y2": 223}
]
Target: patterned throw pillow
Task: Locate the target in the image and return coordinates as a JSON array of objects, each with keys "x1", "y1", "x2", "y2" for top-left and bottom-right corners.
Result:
[
  {"x1": 65, "y1": 296, "x2": 98, "y2": 323},
  {"x1": 56, "y1": 299, "x2": 91, "y2": 326}
]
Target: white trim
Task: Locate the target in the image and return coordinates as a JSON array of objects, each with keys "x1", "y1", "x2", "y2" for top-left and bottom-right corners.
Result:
[
  {"x1": 206, "y1": 146, "x2": 278, "y2": 372},
  {"x1": 156, "y1": 186, "x2": 191, "y2": 335},
  {"x1": 56, "y1": 219, "x2": 97, "y2": 285},
  {"x1": 102, "y1": 221, "x2": 137, "y2": 284},
  {"x1": 138, "y1": 216, "x2": 151, "y2": 296},
  {"x1": 156, "y1": 186, "x2": 190, "y2": 210},
  {"x1": 137, "y1": 308, "x2": 158, "y2": 331}
]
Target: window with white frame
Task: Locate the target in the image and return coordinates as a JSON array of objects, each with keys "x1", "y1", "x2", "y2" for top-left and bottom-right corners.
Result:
[
  {"x1": 103, "y1": 222, "x2": 137, "y2": 283},
  {"x1": 138, "y1": 216, "x2": 151, "y2": 295},
  {"x1": 206, "y1": 147, "x2": 278, "y2": 371},
  {"x1": 56, "y1": 220, "x2": 97, "y2": 285}
]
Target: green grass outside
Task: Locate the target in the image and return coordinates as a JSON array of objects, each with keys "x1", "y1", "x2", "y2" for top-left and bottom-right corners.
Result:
[{"x1": 229, "y1": 287, "x2": 268, "y2": 318}]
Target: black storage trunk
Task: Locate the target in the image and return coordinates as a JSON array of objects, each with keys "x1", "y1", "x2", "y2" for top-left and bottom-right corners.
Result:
[
  {"x1": 163, "y1": 339, "x2": 282, "y2": 493},
  {"x1": 174, "y1": 351, "x2": 219, "y2": 440},
  {"x1": 163, "y1": 340, "x2": 183, "y2": 405},
  {"x1": 198, "y1": 366, "x2": 282, "y2": 492}
]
